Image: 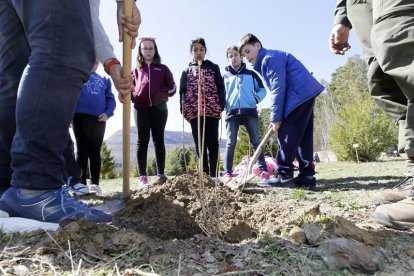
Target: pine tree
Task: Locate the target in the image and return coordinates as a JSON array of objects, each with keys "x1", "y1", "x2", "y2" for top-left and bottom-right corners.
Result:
[{"x1": 100, "y1": 142, "x2": 116, "y2": 179}]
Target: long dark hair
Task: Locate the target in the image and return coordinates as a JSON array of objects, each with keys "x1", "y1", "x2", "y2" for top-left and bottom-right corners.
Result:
[
  {"x1": 136, "y1": 38, "x2": 161, "y2": 68},
  {"x1": 189, "y1": 37, "x2": 207, "y2": 53}
]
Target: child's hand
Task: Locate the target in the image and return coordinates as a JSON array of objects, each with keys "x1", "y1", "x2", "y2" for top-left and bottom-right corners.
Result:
[{"x1": 269, "y1": 121, "x2": 281, "y2": 133}]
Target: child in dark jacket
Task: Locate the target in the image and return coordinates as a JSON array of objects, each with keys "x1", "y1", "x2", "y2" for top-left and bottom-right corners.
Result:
[
  {"x1": 132, "y1": 37, "x2": 176, "y2": 189},
  {"x1": 222, "y1": 46, "x2": 268, "y2": 184},
  {"x1": 179, "y1": 37, "x2": 225, "y2": 177},
  {"x1": 239, "y1": 33, "x2": 325, "y2": 189}
]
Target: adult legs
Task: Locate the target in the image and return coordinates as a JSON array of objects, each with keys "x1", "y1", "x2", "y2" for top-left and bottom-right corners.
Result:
[
  {"x1": 10, "y1": 0, "x2": 95, "y2": 189},
  {"x1": 0, "y1": 0, "x2": 29, "y2": 193}
]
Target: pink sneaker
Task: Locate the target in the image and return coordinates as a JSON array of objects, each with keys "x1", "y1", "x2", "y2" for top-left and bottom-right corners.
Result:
[
  {"x1": 139, "y1": 176, "x2": 150, "y2": 189},
  {"x1": 222, "y1": 173, "x2": 233, "y2": 184},
  {"x1": 260, "y1": 171, "x2": 270, "y2": 181}
]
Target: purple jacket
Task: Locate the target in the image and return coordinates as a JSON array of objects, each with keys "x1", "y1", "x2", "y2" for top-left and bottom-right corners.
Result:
[{"x1": 132, "y1": 63, "x2": 176, "y2": 107}]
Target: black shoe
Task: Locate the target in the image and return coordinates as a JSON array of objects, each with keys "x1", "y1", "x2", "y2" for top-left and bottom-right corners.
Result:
[{"x1": 294, "y1": 175, "x2": 316, "y2": 190}]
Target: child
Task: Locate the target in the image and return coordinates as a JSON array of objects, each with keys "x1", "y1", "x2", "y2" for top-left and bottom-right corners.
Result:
[
  {"x1": 132, "y1": 37, "x2": 176, "y2": 189},
  {"x1": 222, "y1": 46, "x2": 268, "y2": 184},
  {"x1": 239, "y1": 34, "x2": 324, "y2": 189},
  {"x1": 73, "y1": 60, "x2": 116, "y2": 194},
  {"x1": 179, "y1": 37, "x2": 225, "y2": 177}
]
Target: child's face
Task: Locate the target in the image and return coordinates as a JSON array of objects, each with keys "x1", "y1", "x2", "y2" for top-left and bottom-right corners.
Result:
[
  {"x1": 227, "y1": 49, "x2": 242, "y2": 69},
  {"x1": 191, "y1": 42, "x2": 206, "y2": 63},
  {"x1": 240, "y1": 42, "x2": 261, "y2": 64},
  {"x1": 140, "y1": 40, "x2": 156, "y2": 62}
]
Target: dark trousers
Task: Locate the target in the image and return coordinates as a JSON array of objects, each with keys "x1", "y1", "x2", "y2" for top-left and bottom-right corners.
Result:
[
  {"x1": 277, "y1": 99, "x2": 315, "y2": 178},
  {"x1": 73, "y1": 114, "x2": 106, "y2": 185},
  {"x1": 63, "y1": 134, "x2": 82, "y2": 186},
  {"x1": 135, "y1": 104, "x2": 168, "y2": 176},
  {"x1": 0, "y1": 0, "x2": 94, "y2": 190},
  {"x1": 190, "y1": 117, "x2": 220, "y2": 177}
]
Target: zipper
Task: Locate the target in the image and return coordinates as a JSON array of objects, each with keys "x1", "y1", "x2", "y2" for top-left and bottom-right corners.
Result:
[{"x1": 148, "y1": 64, "x2": 152, "y2": 106}]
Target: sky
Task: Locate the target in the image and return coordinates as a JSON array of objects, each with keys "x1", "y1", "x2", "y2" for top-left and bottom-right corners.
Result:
[{"x1": 98, "y1": 0, "x2": 362, "y2": 139}]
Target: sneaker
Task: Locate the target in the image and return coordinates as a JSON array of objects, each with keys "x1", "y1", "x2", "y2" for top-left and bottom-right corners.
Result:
[
  {"x1": 373, "y1": 197, "x2": 414, "y2": 230},
  {"x1": 294, "y1": 175, "x2": 316, "y2": 190},
  {"x1": 70, "y1": 183, "x2": 90, "y2": 196},
  {"x1": 222, "y1": 173, "x2": 233, "y2": 184},
  {"x1": 0, "y1": 186, "x2": 112, "y2": 233},
  {"x1": 257, "y1": 174, "x2": 295, "y2": 188},
  {"x1": 372, "y1": 176, "x2": 413, "y2": 205},
  {"x1": 139, "y1": 176, "x2": 150, "y2": 189},
  {"x1": 89, "y1": 184, "x2": 102, "y2": 194},
  {"x1": 154, "y1": 174, "x2": 168, "y2": 184}
]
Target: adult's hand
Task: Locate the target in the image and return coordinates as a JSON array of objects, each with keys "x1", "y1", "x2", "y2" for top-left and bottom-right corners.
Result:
[
  {"x1": 329, "y1": 24, "x2": 351, "y2": 55},
  {"x1": 117, "y1": 1, "x2": 141, "y2": 49},
  {"x1": 108, "y1": 63, "x2": 133, "y2": 103}
]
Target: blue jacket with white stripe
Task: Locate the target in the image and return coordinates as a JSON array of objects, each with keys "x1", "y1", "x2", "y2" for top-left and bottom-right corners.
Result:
[{"x1": 223, "y1": 63, "x2": 266, "y2": 121}]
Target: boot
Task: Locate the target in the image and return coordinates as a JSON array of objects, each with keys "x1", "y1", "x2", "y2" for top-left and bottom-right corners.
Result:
[
  {"x1": 373, "y1": 196, "x2": 414, "y2": 230},
  {"x1": 372, "y1": 176, "x2": 413, "y2": 205}
]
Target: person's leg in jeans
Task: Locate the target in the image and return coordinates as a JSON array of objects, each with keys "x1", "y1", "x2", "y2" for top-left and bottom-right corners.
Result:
[
  {"x1": 204, "y1": 117, "x2": 220, "y2": 177},
  {"x1": 224, "y1": 117, "x2": 240, "y2": 174},
  {"x1": 0, "y1": 0, "x2": 111, "y2": 226},
  {"x1": 150, "y1": 104, "x2": 168, "y2": 176},
  {"x1": 136, "y1": 106, "x2": 151, "y2": 176},
  {"x1": 190, "y1": 118, "x2": 209, "y2": 175},
  {"x1": 73, "y1": 113, "x2": 89, "y2": 184},
  {"x1": 63, "y1": 133, "x2": 82, "y2": 186},
  {"x1": 243, "y1": 116, "x2": 267, "y2": 173},
  {"x1": 0, "y1": 0, "x2": 29, "y2": 195}
]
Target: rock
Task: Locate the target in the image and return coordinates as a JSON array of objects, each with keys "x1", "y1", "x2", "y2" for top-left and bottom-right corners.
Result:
[
  {"x1": 111, "y1": 229, "x2": 144, "y2": 247},
  {"x1": 318, "y1": 238, "x2": 386, "y2": 274},
  {"x1": 289, "y1": 226, "x2": 306, "y2": 244},
  {"x1": 304, "y1": 223, "x2": 321, "y2": 245},
  {"x1": 304, "y1": 204, "x2": 321, "y2": 217},
  {"x1": 13, "y1": 264, "x2": 29, "y2": 276},
  {"x1": 406, "y1": 246, "x2": 414, "y2": 257},
  {"x1": 201, "y1": 252, "x2": 216, "y2": 263},
  {"x1": 334, "y1": 217, "x2": 380, "y2": 245},
  {"x1": 407, "y1": 259, "x2": 414, "y2": 271}
]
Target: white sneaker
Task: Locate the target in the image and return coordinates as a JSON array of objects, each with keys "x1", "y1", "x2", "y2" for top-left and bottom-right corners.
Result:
[
  {"x1": 71, "y1": 183, "x2": 90, "y2": 196},
  {"x1": 89, "y1": 184, "x2": 102, "y2": 194},
  {"x1": 0, "y1": 210, "x2": 58, "y2": 233}
]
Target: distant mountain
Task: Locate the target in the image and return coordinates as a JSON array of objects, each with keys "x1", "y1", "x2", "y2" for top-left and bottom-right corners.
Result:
[{"x1": 105, "y1": 127, "x2": 226, "y2": 164}]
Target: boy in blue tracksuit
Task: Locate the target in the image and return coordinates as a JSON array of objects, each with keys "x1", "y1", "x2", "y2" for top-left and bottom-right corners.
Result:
[
  {"x1": 222, "y1": 46, "x2": 268, "y2": 184},
  {"x1": 239, "y1": 34, "x2": 324, "y2": 189}
]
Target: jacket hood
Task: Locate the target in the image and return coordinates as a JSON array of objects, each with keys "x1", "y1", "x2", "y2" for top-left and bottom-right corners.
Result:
[{"x1": 225, "y1": 62, "x2": 246, "y2": 74}]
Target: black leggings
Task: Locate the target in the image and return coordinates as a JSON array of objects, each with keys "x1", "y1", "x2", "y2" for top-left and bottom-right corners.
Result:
[
  {"x1": 190, "y1": 117, "x2": 220, "y2": 177},
  {"x1": 135, "y1": 104, "x2": 168, "y2": 176},
  {"x1": 73, "y1": 113, "x2": 106, "y2": 185},
  {"x1": 63, "y1": 133, "x2": 82, "y2": 186}
]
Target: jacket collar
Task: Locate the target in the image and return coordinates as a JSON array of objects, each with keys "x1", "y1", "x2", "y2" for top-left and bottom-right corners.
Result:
[
  {"x1": 225, "y1": 62, "x2": 246, "y2": 74},
  {"x1": 254, "y1": 48, "x2": 267, "y2": 71}
]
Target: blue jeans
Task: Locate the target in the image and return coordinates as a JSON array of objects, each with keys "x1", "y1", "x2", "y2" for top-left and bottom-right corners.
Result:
[
  {"x1": 224, "y1": 115, "x2": 266, "y2": 174},
  {"x1": 0, "y1": 0, "x2": 94, "y2": 190}
]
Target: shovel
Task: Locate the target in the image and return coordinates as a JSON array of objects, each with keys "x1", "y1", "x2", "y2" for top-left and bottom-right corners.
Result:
[{"x1": 225, "y1": 128, "x2": 275, "y2": 191}]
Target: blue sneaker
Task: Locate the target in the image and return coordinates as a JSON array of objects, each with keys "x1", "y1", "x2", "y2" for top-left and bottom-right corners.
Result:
[
  {"x1": 0, "y1": 185, "x2": 112, "y2": 231},
  {"x1": 257, "y1": 175, "x2": 295, "y2": 188}
]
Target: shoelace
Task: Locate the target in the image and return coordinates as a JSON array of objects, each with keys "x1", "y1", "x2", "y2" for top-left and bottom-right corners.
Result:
[
  {"x1": 60, "y1": 177, "x2": 90, "y2": 216},
  {"x1": 392, "y1": 176, "x2": 414, "y2": 190}
]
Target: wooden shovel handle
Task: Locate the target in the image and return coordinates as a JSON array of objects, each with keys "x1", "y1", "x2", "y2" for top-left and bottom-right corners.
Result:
[{"x1": 247, "y1": 128, "x2": 274, "y2": 174}]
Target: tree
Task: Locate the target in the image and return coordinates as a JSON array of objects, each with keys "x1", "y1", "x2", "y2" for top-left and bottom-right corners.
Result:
[
  {"x1": 165, "y1": 146, "x2": 197, "y2": 175},
  {"x1": 234, "y1": 125, "x2": 251, "y2": 166},
  {"x1": 100, "y1": 142, "x2": 116, "y2": 179},
  {"x1": 326, "y1": 55, "x2": 397, "y2": 161},
  {"x1": 146, "y1": 156, "x2": 157, "y2": 176}
]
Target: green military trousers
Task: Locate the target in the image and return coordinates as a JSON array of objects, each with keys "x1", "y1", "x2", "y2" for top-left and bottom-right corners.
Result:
[{"x1": 347, "y1": 0, "x2": 414, "y2": 158}]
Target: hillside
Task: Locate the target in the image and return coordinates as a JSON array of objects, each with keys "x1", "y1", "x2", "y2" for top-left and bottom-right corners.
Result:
[{"x1": 105, "y1": 127, "x2": 226, "y2": 164}]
